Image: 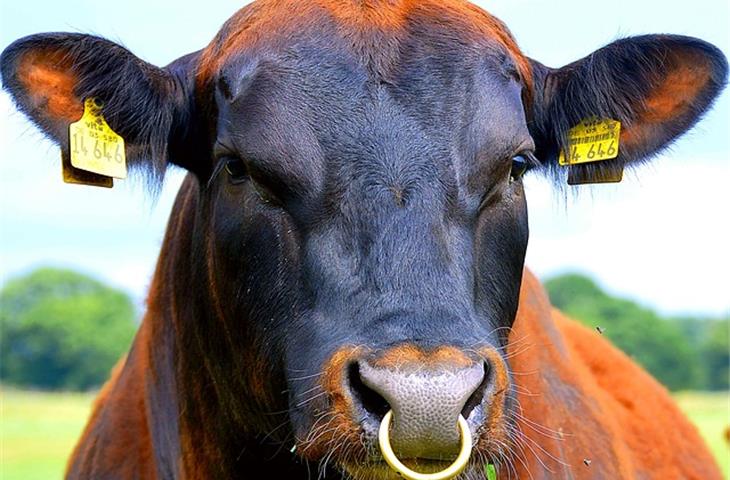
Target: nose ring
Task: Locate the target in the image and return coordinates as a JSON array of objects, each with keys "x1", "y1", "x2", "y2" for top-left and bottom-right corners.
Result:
[{"x1": 378, "y1": 410, "x2": 472, "y2": 480}]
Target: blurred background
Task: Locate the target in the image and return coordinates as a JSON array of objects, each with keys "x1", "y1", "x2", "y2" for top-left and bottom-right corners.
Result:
[{"x1": 1, "y1": 0, "x2": 728, "y2": 478}]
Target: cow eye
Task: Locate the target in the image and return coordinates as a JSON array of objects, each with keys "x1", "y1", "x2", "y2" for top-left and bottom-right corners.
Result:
[
  {"x1": 510, "y1": 152, "x2": 533, "y2": 182},
  {"x1": 224, "y1": 157, "x2": 248, "y2": 184},
  {"x1": 223, "y1": 156, "x2": 284, "y2": 205}
]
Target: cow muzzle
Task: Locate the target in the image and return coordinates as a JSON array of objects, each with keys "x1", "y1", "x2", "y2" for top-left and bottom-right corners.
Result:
[
  {"x1": 355, "y1": 359, "x2": 484, "y2": 460},
  {"x1": 298, "y1": 345, "x2": 510, "y2": 479}
]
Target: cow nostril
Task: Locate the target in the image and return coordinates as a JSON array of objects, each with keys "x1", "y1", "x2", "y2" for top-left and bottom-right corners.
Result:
[
  {"x1": 347, "y1": 362, "x2": 390, "y2": 421},
  {"x1": 460, "y1": 361, "x2": 490, "y2": 420}
]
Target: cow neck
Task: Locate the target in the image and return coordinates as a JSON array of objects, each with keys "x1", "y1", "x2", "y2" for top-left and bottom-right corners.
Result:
[{"x1": 142, "y1": 175, "x2": 323, "y2": 478}]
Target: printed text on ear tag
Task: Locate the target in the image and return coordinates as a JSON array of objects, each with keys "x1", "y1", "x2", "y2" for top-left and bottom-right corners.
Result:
[
  {"x1": 558, "y1": 118, "x2": 621, "y2": 166},
  {"x1": 68, "y1": 98, "x2": 127, "y2": 179}
]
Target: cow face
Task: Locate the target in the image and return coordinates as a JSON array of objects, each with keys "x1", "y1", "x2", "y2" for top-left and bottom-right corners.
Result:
[{"x1": 1, "y1": 0, "x2": 726, "y2": 478}]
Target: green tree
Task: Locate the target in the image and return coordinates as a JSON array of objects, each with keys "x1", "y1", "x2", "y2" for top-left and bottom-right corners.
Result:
[
  {"x1": 701, "y1": 319, "x2": 729, "y2": 390},
  {"x1": 544, "y1": 273, "x2": 703, "y2": 391},
  {"x1": 0, "y1": 268, "x2": 137, "y2": 390}
]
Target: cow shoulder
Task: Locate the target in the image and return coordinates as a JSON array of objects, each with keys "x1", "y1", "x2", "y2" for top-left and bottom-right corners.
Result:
[
  {"x1": 509, "y1": 274, "x2": 722, "y2": 479},
  {"x1": 556, "y1": 313, "x2": 722, "y2": 479}
]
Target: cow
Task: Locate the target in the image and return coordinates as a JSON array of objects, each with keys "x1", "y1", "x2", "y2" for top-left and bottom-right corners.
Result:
[{"x1": 1, "y1": 0, "x2": 726, "y2": 478}]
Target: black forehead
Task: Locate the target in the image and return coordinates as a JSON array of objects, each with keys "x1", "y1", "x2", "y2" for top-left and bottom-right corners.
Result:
[{"x1": 213, "y1": 24, "x2": 530, "y2": 187}]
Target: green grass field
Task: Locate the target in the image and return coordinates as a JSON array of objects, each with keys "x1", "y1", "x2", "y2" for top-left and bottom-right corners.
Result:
[
  {"x1": 1, "y1": 389, "x2": 94, "y2": 480},
  {"x1": 1, "y1": 389, "x2": 728, "y2": 479},
  {"x1": 675, "y1": 391, "x2": 730, "y2": 477}
]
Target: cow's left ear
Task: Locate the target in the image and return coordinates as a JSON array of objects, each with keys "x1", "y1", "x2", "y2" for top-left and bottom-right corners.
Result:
[
  {"x1": 528, "y1": 35, "x2": 727, "y2": 176},
  {"x1": 1, "y1": 33, "x2": 207, "y2": 181}
]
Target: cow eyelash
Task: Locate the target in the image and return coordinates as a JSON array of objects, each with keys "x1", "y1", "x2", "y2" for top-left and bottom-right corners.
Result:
[
  {"x1": 478, "y1": 150, "x2": 539, "y2": 211},
  {"x1": 510, "y1": 150, "x2": 540, "y2": 182},
  {"x1": 214, "y1": 155, "x2": 285, "y2": 206},
  {"x1": 210, "y1": 154, "x2": 237, "y2": 182}
]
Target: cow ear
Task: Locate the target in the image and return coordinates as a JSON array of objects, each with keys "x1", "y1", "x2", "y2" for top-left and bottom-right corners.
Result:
[
  {"x1": 528, "y1": 35, "x2": 727, "y2": 179},
  {"x1": 0, "y1": 33, "x2": 207, "y2": 183}
]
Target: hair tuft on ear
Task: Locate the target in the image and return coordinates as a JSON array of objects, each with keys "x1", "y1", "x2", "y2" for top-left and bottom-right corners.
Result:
[{"x1": 528, "y1": 34, "x2": 727, "y2": 185}]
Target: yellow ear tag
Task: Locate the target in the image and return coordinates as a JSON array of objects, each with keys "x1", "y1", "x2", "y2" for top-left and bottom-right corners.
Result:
[
  {"x1": 558, "y1": 118, "x2": 621, "y2": 166},
  {"x1": 68, "y1": 98, "x2": 127, "y2": 179}
]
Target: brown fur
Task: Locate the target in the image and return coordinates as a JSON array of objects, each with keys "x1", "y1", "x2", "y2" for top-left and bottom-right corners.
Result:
[
  {"x1": 476, "y1": 346, "x2": 512, "y2": 455},
  {"x1": 16, "y1": 49, "x2": 83, "y2": 122},
  {"x1": 620, "y1": 48, "x2": 715, "y2": 150},
  {"x1": 369, "y1": 344, "x2": 474, "y2": 370},
  {"x1": 197, "y1": 0, "x2": 533, "y2": 104}
]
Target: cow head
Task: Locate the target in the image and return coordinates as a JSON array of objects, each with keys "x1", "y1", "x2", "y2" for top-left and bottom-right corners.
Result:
[{"x1": 2, "y1": 0, "x2": 726, "y2": 478}]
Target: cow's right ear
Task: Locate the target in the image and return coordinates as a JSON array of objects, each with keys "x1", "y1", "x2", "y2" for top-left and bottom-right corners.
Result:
[{"x1": 0, "y1": 33, "x2": 208, "y2": 182}]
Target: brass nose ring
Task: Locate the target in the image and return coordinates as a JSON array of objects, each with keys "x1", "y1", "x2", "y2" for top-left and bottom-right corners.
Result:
[{"x1": 377, "y1": 410, "x2": 472, "y2": 480}]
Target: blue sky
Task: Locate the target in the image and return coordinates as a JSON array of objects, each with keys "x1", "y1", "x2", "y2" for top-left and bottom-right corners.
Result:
[{"x1": 1, "y1": 0, "x2": 728, "y2": 316}]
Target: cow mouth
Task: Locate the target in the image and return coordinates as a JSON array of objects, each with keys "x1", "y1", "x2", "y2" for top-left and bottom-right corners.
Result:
[
  {"x1": 343, "y1": 459, "x2": 476, "y2": 480},
  {"x1": 297, "y1": 416, "x2": 512, "y2": 480},
  {"x1": 336, "y1": 429, "x2": 509, "y2": 479},
  {"x1": 295, "y1": 409, "x2": 512, "y2": 479}
]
